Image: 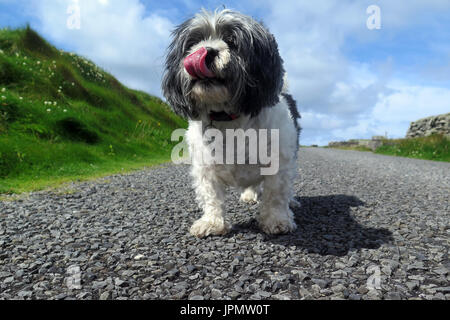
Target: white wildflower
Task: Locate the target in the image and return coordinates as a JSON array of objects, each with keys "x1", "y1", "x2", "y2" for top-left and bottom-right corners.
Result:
[
  {"x1": 1, "y1": 88, "x2": 5, "y2": 92},
  {"x1": 63, "y1": 109, "x2": 67, "y2": 113},
  {"x1": 46, "y1": 109, "x2": 51, "y2": 112},
  {"x1": 53, "y1": 101, "x2": 57, "y2": 106}
]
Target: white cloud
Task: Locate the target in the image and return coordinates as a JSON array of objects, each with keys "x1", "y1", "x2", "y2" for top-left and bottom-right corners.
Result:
[
  {"x1": 25, "y1": 0, "x2": 450, "y2": 146},
  {"x1": 255, "y1": 0, "x2": 450, "y2": 145},
  {"x1": 34, "y1": 0, "x2": 174, "y2": 95},
  {"x1": 302, "y1": 112, "x2": 344, "y2": 131},
  {"x1": 372, "y1": 84, "x2": 450, "y2": 123},
  {"x1": 329, "y1": 83, "x2": 450, "y2": 141}
]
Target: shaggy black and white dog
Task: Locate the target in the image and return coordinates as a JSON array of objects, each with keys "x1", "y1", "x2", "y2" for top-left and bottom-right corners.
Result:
[{"x1": 162, "y1": 9, "x2": 301, "y2": 238}]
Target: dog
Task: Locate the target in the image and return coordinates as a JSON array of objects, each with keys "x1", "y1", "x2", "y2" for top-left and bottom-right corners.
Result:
[{"x1": 162, "y1": 9, "x2": 301, "y2": 238}]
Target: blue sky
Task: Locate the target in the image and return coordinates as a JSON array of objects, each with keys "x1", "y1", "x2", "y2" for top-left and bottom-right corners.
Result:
[{"x1": 1, "y1": 0, "x2": 450, "y2": 146}]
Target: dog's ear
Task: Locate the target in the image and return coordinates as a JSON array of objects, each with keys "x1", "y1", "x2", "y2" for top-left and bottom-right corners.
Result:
[
  {"x1": 162, "y1": 21, "x2": 199, "y2": 119},
  {"x1": 238, "y1": 21, "x2": 285, "y2": 117}
]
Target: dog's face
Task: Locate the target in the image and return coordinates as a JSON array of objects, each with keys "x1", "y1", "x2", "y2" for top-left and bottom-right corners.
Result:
[{"x1": 162, "y1": 10, "x2": 285, "y2": 119}]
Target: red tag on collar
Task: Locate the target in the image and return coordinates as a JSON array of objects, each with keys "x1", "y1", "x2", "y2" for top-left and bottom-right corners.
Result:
[{"x1": 209, "y1": 112, "x2": 240, "y2": 122}]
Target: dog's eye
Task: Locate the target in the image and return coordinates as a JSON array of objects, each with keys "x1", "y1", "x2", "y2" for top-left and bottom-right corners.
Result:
[
  {"x1": 184, "y1": 33, "x2": 203, "y2": 52},
  {"x1": 184, "y1": 39, "x2": 197, "y2": 52},
  {"x1": 225, "y1": 36, "x2": 237, "y2": 49}
]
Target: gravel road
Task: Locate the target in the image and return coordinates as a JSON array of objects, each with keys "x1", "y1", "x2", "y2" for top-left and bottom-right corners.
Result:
[{"x1": 0, "y1": 148, "x2": 449, "y2": 300}]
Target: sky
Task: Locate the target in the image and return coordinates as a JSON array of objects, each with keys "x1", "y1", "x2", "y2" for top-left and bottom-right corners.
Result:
[{"x1": 1, "y1": 0, "x2": 450, "y2": 146}]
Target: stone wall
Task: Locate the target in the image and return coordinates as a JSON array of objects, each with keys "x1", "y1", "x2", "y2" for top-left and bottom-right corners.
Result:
[
  {"x1": 406, "y1": 113, "x2": 450, "y2": 138},
  {"x1": 328, "y1": 136, "x2": 384, "y2": 151}
]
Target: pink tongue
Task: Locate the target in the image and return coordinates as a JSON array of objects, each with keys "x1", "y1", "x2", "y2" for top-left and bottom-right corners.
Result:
[{"x1": 184, "y1": 47, "x2": 215, "y2": 79}]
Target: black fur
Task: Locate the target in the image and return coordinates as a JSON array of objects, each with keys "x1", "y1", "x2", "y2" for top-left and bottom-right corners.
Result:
[
  {"x1": 282, "y1": 93, "x2": 301, "y2": 148},
  {"x1": 162, "y1": 18, "x2": 199, "y2": 119},
  {"x1": 162, "y1": 10, "x2": 285, "y2": 120}
]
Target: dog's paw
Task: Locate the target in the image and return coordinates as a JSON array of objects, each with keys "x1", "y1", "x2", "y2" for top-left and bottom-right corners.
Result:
[
  {"x1": 258, "y1": 210, "x2": 297, "y2": 235},
  {"x1": 240, "y1": 188, "x2": 259, "y2": 204},
  {"x1": 190, "y1": 216, "x2": 231, "y2": 238}
]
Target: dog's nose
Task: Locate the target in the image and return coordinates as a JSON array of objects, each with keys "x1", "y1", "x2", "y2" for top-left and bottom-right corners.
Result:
[
  {"x1": 205, "y1": 47, "x2": 219, "y2": 68},
  {"x1": 184, "y1": 47, "x2": 216, "y2": 79}
]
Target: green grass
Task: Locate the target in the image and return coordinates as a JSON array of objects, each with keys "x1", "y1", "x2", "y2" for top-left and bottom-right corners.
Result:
[
  {"x1": 327, "y1": 135, "x2": 449, "y2": 162},
  {"x1": 326, "y1": 145, "x2": 373, "y2": 152},
  {"x1": 375, "y1": 134, "x2": 450, "y2": 162},
  {"x1": 0, "y1": 27, "x2": 187, "y2": 194}
]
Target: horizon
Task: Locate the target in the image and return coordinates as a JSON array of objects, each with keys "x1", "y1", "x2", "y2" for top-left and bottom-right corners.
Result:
[{"x1": 1, "y1": 0, "x2": 450, "y2": 146}]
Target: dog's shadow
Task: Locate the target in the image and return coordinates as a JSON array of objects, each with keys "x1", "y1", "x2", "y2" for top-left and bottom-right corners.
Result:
[{"x1": 232, "y1": 194, "x2": 393, "y2": 257}]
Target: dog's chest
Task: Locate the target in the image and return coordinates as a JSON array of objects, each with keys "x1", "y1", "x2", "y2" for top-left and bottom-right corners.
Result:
[{"x1": 214, "y1": 163, "x2": 263, "y2": 188}]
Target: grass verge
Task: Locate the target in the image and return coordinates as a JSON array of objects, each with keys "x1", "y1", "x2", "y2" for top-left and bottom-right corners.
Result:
[
  {"x1": 0, "y1": 27, "x2": 187, "y2": 194},
  {"x1": 0, "y1": 157, "x2": 170, "y2": 195},
  {"x1": 375, "y1": 134, "x2": 450, "y2": 162},
  {"x1": 327, "y1": 134, "x2": 450, "y2": 162}
]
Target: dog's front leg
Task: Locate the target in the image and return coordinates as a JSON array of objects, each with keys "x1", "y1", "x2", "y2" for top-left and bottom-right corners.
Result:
[
  {"x1": 190, "y1": 166, "x2": 230, "y2": 238},
  {"x1": 258, "y1": 170, "x2": 297, "y2": 235}
]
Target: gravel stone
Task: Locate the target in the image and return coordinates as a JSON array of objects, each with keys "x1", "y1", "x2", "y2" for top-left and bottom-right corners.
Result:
[
  {"x1": 257, "y1": 290, "x2": 272, "y2": 298},
  {"x1": 3, "y1": 277, "x2": 14, "y2": 284},
  {"x1": 384, "y1": 292, "x2": 402, "y2": 300},
  {"x1": 17, "y1": 291, "x2": 33, "y2": 299},
  {"x1": 52, "y1": 294, "x2": 67, "y2": 300},
  {"x1": 0, "y1": 148, "x2": 448, "y2": 300},
  {"x1": 406, "y1": 281, "x2": 419, "y2": 291},
  {"x1": 228, "y1": 291, "x2": 241, "y2": 299},
  {"x1": 99, "y1": 292, "x2": 110, "y2": 300},
  {"x1": 348, "y1": 294, "x2": 362, "y2": 300},
  {"x1": 312, "y1": 279, "x2": 329, "y2": 289},
  {"x1": 331, "y1": 284, "x2": 346, "y2": 294},
  {"x1": 92, "y1": 281, "x2": 107, "y2": 290},
  {"x1": 211, "y1": 288, "x2": 223, "y2": 299}
]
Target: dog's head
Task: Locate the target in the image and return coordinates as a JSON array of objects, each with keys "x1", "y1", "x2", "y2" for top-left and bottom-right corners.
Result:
[{"x1": 162, "y1": 9, "x2": 285, "y2": 120}]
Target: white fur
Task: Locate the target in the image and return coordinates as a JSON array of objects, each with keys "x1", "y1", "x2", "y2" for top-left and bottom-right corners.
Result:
[
  {"x1": 164, "y1": 9, "x2": 300, "y2": 238},
  {"x1": 186, "y1": 39, "x2": 231, "y2": 104},
  {"x1": 186, "y1": 97, "x2": 299, "y2": 238},
  {"x1": 240, "y1": 185, "x2": 260, "y2": 204}
]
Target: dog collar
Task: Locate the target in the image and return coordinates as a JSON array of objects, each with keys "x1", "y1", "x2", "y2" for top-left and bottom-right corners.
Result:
[{"x1": 209, "y1": 111, "x2": 240, "y2": 122}]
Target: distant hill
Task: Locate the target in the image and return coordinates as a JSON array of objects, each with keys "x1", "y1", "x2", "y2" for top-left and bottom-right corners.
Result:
[{"x1": 0, "y1": 27, "x2": 187, "y2": 193}]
